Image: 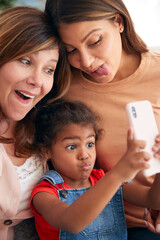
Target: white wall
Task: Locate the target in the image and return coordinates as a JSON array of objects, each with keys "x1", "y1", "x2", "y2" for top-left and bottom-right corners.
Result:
[{"x1": 123, "y1": 0, "x2": 160, "y2": 52}]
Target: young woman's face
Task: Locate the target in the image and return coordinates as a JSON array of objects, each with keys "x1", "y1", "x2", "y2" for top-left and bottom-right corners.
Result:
[
  {"x1": 59, "y1": 18, "x2": 124, "y2": 84},
  {"x1": 47, "y1": 124, "x2": 96, "y2": 188},
  {"x1": 0, "y1": 48, "x2": 59, "y2": 121}
]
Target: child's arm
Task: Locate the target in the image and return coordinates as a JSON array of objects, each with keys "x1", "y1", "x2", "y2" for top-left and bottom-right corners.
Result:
[{"x1": 32, "y1": 128, "x2": 150, "y2": 233}]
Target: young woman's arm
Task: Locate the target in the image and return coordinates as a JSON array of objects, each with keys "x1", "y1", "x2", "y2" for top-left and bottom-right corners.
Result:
[
  {"x1": 123, "y1": 173, "x2": 160, "y2": 209},
  {"x1": 123, "y1": 133, "x2": 160, "y2": 209}
]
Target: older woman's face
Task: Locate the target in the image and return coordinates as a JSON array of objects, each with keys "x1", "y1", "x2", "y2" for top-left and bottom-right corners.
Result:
[
  {"x1": 0, "y1": 48, "x2": 59, "y2": 121},
  {"x1": 59, "y1": 18, "x2": 124, "y2": 84}
]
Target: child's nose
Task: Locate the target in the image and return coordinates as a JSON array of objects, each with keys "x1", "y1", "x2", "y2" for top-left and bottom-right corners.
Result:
[{"x1": 78, "y1": 149, "x2": 89, "y2": 160}]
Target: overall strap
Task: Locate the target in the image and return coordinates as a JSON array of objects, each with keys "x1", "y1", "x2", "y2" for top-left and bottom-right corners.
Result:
[{"x1": 40, "y1": 170, "x2": 64, "y2": 185}]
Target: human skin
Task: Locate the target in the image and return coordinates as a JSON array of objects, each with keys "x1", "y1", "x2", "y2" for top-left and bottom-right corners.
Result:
[
  {"x1": 58, "y1": 17, "x2": 160, "y2": 233},
  {"x1": 46, "y1": 124, "x2": 96, "y2": 189},
  {"x1": 33, "y1": 125, "x2": 160, "y2": 234},
  {"x1": 0, "y1": 48, "x2": 59, "y2": 121},
  {"x1": 58, "y1": 17, "x2": 140, "y2": 84}
]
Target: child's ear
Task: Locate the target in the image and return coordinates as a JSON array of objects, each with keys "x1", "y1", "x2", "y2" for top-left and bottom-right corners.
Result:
[{"x1": 41, "y1": 147, "x2": 52, "y2": 159}]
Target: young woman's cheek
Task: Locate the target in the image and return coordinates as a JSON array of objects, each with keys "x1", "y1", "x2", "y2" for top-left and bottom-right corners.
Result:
[{"x1": 67, "y1": 55, "x2": 78, "y2": 68}]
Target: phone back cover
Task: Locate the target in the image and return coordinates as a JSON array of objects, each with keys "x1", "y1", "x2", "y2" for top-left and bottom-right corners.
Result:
[{"x1": 126, "y1": 100, "x2": 159, "y2": 177}]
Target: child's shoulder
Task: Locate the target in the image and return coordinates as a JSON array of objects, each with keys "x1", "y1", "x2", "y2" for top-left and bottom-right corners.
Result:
[{"x1": 31, "y1": 178, "x2": 60, "y2": 201}]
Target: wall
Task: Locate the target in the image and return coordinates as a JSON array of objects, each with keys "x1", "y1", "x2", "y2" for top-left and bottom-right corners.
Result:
[{"x1": 123, "y1": 0, "x2": 160, "y2": 52}]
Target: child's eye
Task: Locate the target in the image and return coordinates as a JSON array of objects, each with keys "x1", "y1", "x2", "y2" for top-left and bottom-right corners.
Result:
[
  {"x1": 66, "y1": 145, "x2": 76, "y2": 150},
  {"x1": 45, "y1": 68, "x2": 54, "y2": 75},
  {"x1": 20, "y1": 58, "x2": 30, "y2": 65},
  {"x1": 87, "y1": 142, "x2": 95, "y2": 148}
]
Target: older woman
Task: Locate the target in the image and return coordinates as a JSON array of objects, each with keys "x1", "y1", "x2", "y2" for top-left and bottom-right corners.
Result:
[{"x1": 0, "y1": 6, "x2": 70, "y2": 240}]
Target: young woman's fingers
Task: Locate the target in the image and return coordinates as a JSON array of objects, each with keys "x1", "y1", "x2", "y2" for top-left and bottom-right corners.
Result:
[{"x1": 155, "y1": 212, "x2": 160, "y2": 234}]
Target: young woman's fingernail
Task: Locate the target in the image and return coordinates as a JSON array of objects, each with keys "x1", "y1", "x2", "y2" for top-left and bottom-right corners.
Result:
[
  {"x1": 152, "y1": 146, "x2": 158, "y2": 151},
  {"x1": 144, "y1": 220, "x2": 148, "y2": 228},
  {"x1": 156, "y1": 224, "x2": 160, "y2": 233},
  {"x1": 144, "y1": 208, "x2": 148, "y2": 215}
]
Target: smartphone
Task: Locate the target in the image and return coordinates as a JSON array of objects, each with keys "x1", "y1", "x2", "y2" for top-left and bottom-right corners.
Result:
[{"x1": 126, "y1": 100, "x2": 160, "y2": 177}]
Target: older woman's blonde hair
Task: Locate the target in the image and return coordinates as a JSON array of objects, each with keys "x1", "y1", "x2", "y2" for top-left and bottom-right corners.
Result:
[{"x1": 0, "y1": 6, "x2": 71, "y2": 156}]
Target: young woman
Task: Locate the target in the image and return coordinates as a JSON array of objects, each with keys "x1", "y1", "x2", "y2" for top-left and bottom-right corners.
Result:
[
  {"x1": 0, "y1": 6, "x2": 70, "y2": 240},
  {"x1": 45, "y1": 0, "x2": 160, "y2": 239},
  {"x1": 31, "y1": 100, "x2": 160, "y2": 240}
]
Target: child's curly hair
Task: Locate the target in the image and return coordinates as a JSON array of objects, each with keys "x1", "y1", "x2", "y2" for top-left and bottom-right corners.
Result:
[{"x1": 34, "y1": 100, "x2": 102, "y2": 155}]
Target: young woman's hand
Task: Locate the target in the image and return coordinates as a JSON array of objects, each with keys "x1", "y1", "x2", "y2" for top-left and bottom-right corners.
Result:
[
  {"x1": 152, "y1": 134, "x2": 160, "y2": 158},
  {"x1": 144, "y1": 208, "x2": 160, "y2": 234},
  {"x1": 113, "y1": 128, "x2": 151, "y2": 184}
]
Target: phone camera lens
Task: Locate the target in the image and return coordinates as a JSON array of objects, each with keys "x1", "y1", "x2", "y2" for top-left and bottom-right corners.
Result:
[{"x1": 131, "y1": 106, "x2": 137, "y2": 118}]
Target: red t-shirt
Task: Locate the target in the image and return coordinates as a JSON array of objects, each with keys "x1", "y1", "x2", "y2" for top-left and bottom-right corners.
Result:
[{"x1": 31, "y1": 169, "x2": 105, "y2": 240}]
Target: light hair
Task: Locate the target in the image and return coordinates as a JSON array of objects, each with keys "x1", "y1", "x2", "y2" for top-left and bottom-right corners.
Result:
[
  {"x1": 0, "y1": 6, "x2": 71, "y2": 156},
  {"x1": 0, "y1": 6, "x2": 70, "y2": 99}
]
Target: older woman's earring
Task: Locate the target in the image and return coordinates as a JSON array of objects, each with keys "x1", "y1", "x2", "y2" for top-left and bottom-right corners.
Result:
[{"x1": 120, "y1": 27, "x2": 124, "y2": 33}]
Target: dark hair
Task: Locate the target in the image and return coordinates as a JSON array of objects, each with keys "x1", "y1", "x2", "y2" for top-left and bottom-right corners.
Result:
[
  {"x1": 34, "y1": 100, "x2": 101, "y2": 154},
  {"x1": 45, "y1": 0, "x2": 148, "y2": 54}
]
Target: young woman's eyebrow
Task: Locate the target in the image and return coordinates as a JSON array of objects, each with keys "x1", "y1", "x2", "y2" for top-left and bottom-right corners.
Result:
[
  {"x1": 63, "y1": 28, "x2": 101, "y2": 47},
  {"x1": 81, "y1": 28, "x2": 101, "y2": 42}
]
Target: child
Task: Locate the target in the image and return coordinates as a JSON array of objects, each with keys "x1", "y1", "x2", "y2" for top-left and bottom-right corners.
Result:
[{"x1": 31, "y1": 100, "x2": 160, "y2": 240}]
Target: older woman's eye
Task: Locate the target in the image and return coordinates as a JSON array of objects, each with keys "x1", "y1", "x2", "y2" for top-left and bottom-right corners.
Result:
[
  {"x1": 45, "y1": 68, "x2": 54, "y2": 75},
  {"x1": 20, "y1": 58, "x2": 30, "y2": 65}
]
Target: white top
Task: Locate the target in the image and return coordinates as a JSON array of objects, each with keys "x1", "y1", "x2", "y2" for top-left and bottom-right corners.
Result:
[{"x1": 14, "y1": 155, "x2": 43, "y2": 213}]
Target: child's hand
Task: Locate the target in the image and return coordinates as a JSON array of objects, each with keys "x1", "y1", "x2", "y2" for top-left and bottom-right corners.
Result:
[
  {"x1": 152, "y1": 134, "x2": 160, "y2": 158},
  {"x1": 113, "y1": 128, "x2": 151, "y2": 184}
]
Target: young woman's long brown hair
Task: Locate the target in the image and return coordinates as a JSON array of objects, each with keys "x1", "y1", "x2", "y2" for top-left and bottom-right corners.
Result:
[{"x1": 45, "y1": 0, "x2": 148, "y2": 55}]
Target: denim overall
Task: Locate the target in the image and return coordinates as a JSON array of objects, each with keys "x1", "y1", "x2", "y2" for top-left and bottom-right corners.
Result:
[{"x1": 41, "y1": 170, "x2": 127, "y2": 240}]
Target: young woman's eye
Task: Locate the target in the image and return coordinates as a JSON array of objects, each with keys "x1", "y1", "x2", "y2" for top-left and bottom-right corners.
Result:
[
  {"x1": 66, "y1": 47, "x2": 77, "y2": 55},
  {"x1": 20, "y1": 58, "x2": 30, "y2": 65},
  {"x1": 45, "y1": 68, "x2": 54, "y2": 75},
  {"x1": 66, "y1": 145, "x2": 76, "y2": 150},
  {"x1": 87, "y1": 142, "x2": 95, "y2": 148},
  {"x1": 89, "y1": 35, "x2": 102, "y2": 46}
]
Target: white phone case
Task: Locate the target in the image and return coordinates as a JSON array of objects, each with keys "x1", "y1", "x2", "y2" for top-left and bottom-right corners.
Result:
[{"x1": 126, "y1": 100, "x2": 160, "y2": 177}]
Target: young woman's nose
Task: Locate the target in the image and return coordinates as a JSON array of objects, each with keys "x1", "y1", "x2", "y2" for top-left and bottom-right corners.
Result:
[
  {"x1": 27, "y1": 70, "x2": 42, "y2": 87},
  {"x1": 80, "y1": 50, "x2": 94, "y2": 69}
]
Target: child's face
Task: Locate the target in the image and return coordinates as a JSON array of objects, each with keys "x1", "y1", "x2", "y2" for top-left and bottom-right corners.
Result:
[{"x1": 47, "y1": 123, "x2": 96, "y2": 188}]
